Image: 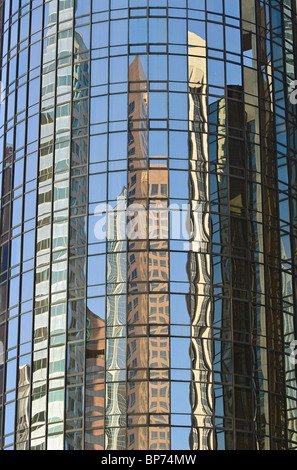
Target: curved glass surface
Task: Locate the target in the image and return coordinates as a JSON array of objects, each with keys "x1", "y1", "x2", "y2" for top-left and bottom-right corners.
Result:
[{"x1": 0, "y1": 0, "x2": 297, "y2": 450}]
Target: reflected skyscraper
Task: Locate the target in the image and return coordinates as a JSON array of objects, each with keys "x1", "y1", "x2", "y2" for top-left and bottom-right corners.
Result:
[
  {"x1": 187, "y1": 31, "x2": 213, "y2": 450},
  {"x1": 0, "y1": 0, "x2": 297, "y2": 451}
]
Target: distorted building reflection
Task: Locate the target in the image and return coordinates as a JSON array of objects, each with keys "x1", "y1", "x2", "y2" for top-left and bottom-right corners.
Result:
[
  {"x1": 206, "y1": 2, "x2": 297, "y2": 450},
  {"x1": 30, "y1": 0, "x2": 90, "y2": 450},
  {"x1": 0, "y1": 145, "x2": 13, "y2": 448},
  {"x1": 0, "y1": 0, "x2": 296, "y2": 451},
  {"x1": 16, "y1": 364, "x2": 30, "y2": 450},
  {"x1": 187, "y1": 31, "x2": 213, "y2": 451},
  {"x1": 85, "y1": 308, "x2": 105, "y2": 450},
  {"x1": 105, "y1": 189, "x2": 127, "y2": 451}
]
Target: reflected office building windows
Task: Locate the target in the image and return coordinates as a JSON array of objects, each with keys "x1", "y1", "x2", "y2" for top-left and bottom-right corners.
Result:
[{"x1": 0, "y1": 0, "x2": 297, "y2": 451}]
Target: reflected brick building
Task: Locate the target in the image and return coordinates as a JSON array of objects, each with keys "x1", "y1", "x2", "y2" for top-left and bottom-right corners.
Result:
[
  {"x1": 126, "y1": 55, "x2": 170, "y2": 450},
  {"x1": 0, "y1": 0, "x2": 297, "y2": 451}
]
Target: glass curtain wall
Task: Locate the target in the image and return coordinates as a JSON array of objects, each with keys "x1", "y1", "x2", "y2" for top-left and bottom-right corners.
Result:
[{"x1": 0, "y1": 0, "x2": 296, "y2": 451}]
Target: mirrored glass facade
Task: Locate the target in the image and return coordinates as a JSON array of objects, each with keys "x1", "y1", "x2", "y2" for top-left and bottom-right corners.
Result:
[{"x1": 0, "y1": 0, "x2": 297, "y2": 451}]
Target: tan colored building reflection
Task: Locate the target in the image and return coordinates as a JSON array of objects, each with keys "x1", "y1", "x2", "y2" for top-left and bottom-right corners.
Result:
[
  {"x1": 126, "y1": 56, "x2": 170, "y2": 450},
  {"x1": 85, "y1": 309, "x2": 105, "y2": 450}
]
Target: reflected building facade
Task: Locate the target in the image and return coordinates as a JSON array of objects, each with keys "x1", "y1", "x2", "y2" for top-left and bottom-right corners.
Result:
[{"x1": 0, "y1": 0, "x2": 297, "y2": 451}]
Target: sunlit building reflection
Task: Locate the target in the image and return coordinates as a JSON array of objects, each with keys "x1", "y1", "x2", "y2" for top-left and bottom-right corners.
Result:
[{"x1": 0, "y1": 0, "x2": 296, "y2": 451}]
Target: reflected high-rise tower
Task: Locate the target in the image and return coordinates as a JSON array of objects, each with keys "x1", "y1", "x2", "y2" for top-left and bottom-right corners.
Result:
[
  {"x1": 0, "y1": 0, "x2": 297, "y2": 451},
  {"x1": 187, "y1": 31, "x2": 214, "y2": 450}
]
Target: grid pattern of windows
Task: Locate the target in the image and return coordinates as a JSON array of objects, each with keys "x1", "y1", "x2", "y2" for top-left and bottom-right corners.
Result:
[{"x1": 0, "y1": 0, "x2": 297, "y2": 451}]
